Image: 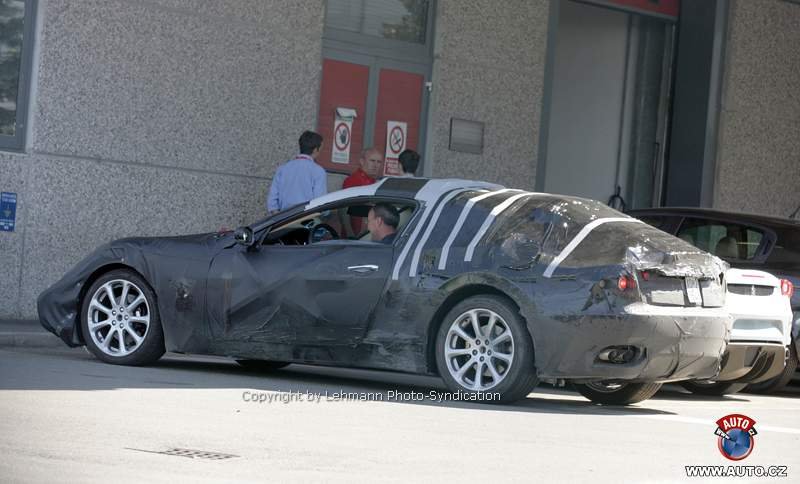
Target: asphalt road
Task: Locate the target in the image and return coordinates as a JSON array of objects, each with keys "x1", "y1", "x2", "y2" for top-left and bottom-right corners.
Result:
[{"x1": 1, "y1": 347, "x2": 799, "y2": 483}]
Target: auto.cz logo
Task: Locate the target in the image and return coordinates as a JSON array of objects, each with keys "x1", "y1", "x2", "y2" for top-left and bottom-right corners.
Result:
[
  {"x1": 685, "y1": 465, "x2": 788, "y2": 478},
  {"x1": 715, "y1": 413, "x2": 758, "y2": 461},
  {"x1": 684, "y1": 414, "x2": 790, "y2": 479}
]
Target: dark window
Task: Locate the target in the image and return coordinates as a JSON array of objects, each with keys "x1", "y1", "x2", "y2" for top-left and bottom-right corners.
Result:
[
  {"x1": 0, "y1": 0, "x2": 34, "y2": 150},
  {"x1": 326, "y1": 0, "x2": 430, "y2": 44},
  {"x1": 676, "y1": 219, "x2": 764, "y2": 260},
  {"x1": 637, "y1": 216, "x2": 668, "y2": 229},
  {"x1": 767, "y1": 228, "x2": 800, "y2": 265}
]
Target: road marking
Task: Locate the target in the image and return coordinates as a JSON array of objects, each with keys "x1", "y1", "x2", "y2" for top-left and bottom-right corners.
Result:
[{"x1": 630, "y1": 414, "x2": 800, "y2": 435}]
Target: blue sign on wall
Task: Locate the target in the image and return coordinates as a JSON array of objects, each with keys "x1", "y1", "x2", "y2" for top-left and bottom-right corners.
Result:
[{"x1": 0, "y1": 192, "x2": 17, "y2": 232}]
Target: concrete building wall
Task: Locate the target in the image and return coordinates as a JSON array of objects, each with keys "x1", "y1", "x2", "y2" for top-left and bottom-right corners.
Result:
[
  {"x1": 0, "y1": 0, "x2": 325, "y2": 319},
  {"x1": 427, "y1": 0, "x2": 550, "y2": 189},
  {"x1": 714, "y1": 0, "x2": 800, "y2": 218}
]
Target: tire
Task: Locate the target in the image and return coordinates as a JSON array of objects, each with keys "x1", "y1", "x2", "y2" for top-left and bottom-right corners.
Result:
[
  {"x1": 80, "y1": 269, "x2": 165, "y2": 366},
  {"x1": 745, "y1": 345, "x2": 798, "y2": 394},
  {"x1": 573, "y1": 381, "x2": 662, "y2": 405},
  {"x1": 435, "y1": 295, "x2": 538, "y2": 404},
  {"x1": 680, "y1": 380, "x2": 748, "y2": 396},
  {"x1": 236, "y1": 360, "x2": 291, "y2": 372}
]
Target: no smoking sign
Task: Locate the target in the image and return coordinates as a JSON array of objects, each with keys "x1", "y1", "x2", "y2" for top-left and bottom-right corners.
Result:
[
  {"x1": 389, "y1": 125, "x2": 405, "y2": 155},
  {"x1": 384, "y1": 120, "x2": 408, "y2": 176}
]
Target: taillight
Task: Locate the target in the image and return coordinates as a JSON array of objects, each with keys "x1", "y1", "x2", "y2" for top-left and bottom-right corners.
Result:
[
  {"x1": 780, "y1": 279, "x2": 794, "y2": 298},
  {"x1": 618, "y1": 274, "x2": 636, "y2": 291}
]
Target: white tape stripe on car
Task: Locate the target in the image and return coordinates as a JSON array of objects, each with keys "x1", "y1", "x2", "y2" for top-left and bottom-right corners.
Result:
[
  {"x1": 305, "y1": 178, "x2": 385, "y2": 209},
  {"x1": 392, "y1": 187, "x2": 460, "y2": 281},
  {"x1": 408, "y1": 188, "x2": 479, "y2": 278},
  {"x1": 437, "y1": 189, "x2": 522, "y2": 270},
  {"x1": 542, "y1": 217, "x2": 643, "y2": 278},
  {"x1": 464, "y1": 192, "x2": 533, "y2": 262}
]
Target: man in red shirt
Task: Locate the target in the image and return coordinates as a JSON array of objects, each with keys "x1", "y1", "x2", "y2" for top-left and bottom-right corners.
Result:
[
  {"x1": 343, "y1": 148, "x2": 384, "y2": 235},
  {"x1": 343, "y1": 148, "x2": 383, "y2": 189}
]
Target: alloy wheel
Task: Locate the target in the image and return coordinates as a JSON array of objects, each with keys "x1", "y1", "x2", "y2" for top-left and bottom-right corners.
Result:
[
  {"x1": 87, "y1": 279, "x2": 151, "y2": 357},
  {"x1": 443, "y1": 308, "x2": 515, "y2": 391}
]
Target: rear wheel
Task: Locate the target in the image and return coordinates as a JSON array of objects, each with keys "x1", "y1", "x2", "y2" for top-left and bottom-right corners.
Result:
[
  {"x1": 745, "y1": 345, "x2": 797, "y2": 394},
  {"x1": 236, "y1": 360, "x2": 291, "y2": 372},
  {"x1": 680, "y1": 380, "x2": 747, "y2": 396},
  {"x1": 80, "y1": 269, "x2": 165, "y2": 366},
  {"x1": 573, "y1": 381, "x2": 662, "y2": 405},
  {"x1": 435, "y1": 295, "x2": 538, "y2": 404}
]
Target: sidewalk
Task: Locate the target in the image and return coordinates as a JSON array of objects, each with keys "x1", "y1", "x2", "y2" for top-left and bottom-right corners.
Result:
[{"x1": 0, "y1": 319, "x2": 62, "y2": 348}]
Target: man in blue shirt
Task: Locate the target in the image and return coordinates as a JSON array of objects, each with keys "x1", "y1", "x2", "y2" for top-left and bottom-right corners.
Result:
[{"x1": 267, "y1": 131, "x2": 327, "y2": 213}]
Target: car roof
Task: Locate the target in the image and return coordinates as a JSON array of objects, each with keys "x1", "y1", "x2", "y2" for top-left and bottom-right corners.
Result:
[
  {"x1": 306, "y1": 177, "x2": 504, "y2": 208},
  {"x1": 628, "y1": 207, "x2": 800, "y2": 230}
]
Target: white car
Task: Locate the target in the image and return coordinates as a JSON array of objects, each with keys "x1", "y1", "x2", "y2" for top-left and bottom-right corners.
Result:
[{"x1": 682, "y1": 268, "x2": 793, "y2": 395}]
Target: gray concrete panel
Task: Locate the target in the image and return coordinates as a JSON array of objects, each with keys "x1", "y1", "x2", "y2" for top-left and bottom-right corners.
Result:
[
  {"x1": 0, "y1": 153, "x2": 30, "y2": 318},
  {"x1": 17, "y1": 155, "x2": 267, "y2": 318},
  {"x1": 32, "y1": 0, "x2": 325, "y2": 178},
  {"x1": 429, "y1": 0, "x2": 549, "y2": 190},
  {"x1": 714, "y1": 0, "x2": 800, "y2": 217}
]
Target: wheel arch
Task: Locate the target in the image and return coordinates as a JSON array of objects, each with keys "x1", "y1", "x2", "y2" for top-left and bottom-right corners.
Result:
[
  {"x1": 424, "y1": 274, "x2": 538, "y2": 374},
  {"x1": 75, "y1": 263, "x2": 154, "y2": 344}
]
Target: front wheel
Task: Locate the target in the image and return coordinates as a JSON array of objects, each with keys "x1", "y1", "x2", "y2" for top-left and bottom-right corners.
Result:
[
  {"x1": 681, "y1": 380, "x2": 747, "y2": 396},
  {"x1": 573, "y1": 381, "x2": 662, "y2": 405},
  {"x1": 80, "y1": 269, "x2": 165, "y2": 366},
  {"x1": 435, "y1": 295, "x2": 538, "y2": 404}
]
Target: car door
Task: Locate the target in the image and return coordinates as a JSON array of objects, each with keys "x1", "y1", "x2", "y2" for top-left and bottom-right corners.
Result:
[{"x1": 206, "y1": 212, "x2": 396, "y2": 348}]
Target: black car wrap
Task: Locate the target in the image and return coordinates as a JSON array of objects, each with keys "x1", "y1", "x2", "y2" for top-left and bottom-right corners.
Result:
[{"x1": 39, "y1": 178, "x2": 730, "y2": 383}]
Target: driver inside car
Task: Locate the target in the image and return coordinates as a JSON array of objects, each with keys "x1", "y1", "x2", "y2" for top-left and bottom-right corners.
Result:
[{"x1": 367, "y1": 203, "x2": 399, "y2": 244}]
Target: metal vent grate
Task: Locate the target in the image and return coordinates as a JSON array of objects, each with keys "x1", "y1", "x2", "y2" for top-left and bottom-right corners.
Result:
[
  {"x1": 728, "y1": 284, "x2": 774, "y2": 296},
  {"x1": 127, "y1": 447, "x2": 239, "y2": 460}
]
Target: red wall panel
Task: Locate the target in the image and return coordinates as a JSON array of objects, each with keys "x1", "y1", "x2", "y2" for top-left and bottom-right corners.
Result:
[
  {"x1": 589, "y1": 0, "x2": 679, "y2": 18},
  {"x1": 373, "y1": 69, "x2": 424, "y2": 175},
  {"x1": 316, "y1": 59, "x2": 370, "y2": 173}
]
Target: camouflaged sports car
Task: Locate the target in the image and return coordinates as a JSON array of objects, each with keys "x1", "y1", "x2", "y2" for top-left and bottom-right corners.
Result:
[{"x1": 39, "y1": 178, "x2": 732, "y2": 405}]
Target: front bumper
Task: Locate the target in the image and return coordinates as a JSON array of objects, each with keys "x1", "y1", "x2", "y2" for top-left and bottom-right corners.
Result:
[
  {"x1": 37, "y1": 277, "x2": 84, "y2": 347},
  {"x1": 714, "y1": 342, "x2": 788, "y2": 383},
  {"x1": 537, "y1": 303, "x2": 730, "y2": 383}
]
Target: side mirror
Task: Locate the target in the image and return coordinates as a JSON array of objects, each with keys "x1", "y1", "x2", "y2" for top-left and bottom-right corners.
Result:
[{"x1": 234, "y1": 226, "x2": 255, "y2": 247}]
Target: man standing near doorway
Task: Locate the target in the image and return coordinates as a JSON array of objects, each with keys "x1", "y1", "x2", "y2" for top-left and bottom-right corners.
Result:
[
  {"x1": 343, "y1": 148, "x2": 383, "y2": 189},
  {"x1": 342, "y1": 147, "x2": 383, "y2": 235},
  {"x1": 267, "y1": 131, "x2": 327, "y2": 214},
  {"x1": 398, "y1": 149, "x2": 420, "y2": 177}
]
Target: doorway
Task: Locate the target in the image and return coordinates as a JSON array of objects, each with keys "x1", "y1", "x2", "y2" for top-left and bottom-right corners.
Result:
[
  {"x1": 317, "y1": 0, "x2": 434, "y2": 177},
  {"x1": 541, "y1": 0, "x2": 675, "y2": 210}
]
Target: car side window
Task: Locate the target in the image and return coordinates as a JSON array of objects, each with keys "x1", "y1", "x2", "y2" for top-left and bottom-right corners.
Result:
[
  {"x1": 676, "y1": 218, "x2": 764, "y2": 260},
  {"x1": 263, "y1": 200, "x2": 416, "y2": 246}
]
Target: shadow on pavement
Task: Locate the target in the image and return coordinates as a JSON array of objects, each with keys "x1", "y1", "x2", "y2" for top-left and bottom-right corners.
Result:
[{"x1": 5, "y1": 346, "x2": 796, "y2": 418}]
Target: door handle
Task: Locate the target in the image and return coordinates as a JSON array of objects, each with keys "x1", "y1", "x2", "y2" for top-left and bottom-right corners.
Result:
[{"x1": 347, "y1": 264, "x2": 379, "y2": 273}]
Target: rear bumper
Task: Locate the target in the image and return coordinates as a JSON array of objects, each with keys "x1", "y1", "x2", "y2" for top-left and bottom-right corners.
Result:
[
  {"x1": 538, "y1": 303, "x2": 730, "y2": 383},
  {"x1": 714, "y1": 343, "x2": 788, "y2": 383}
]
